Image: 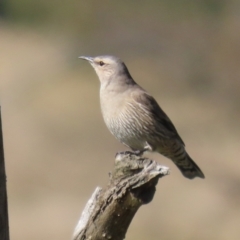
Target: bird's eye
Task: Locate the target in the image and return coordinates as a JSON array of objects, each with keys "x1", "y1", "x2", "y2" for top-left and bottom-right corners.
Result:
[{"x1": 99, "y1": 61, "x2": 105, "y2": 66}]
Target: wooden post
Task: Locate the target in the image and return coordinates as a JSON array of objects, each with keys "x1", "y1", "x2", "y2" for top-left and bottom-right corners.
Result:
[
  {"x1": 73, "y1": 152, "x2": 169, "y2": 240},
  {"x1": 0, "y1": 106, "x2": 10, "y2": 240}
]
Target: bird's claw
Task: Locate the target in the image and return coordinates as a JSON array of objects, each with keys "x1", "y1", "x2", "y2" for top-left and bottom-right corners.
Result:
[
  {"x1": 115, "y1": 150, "x2": 144, "y2": 158},
  {"x1": 133, "y1": 150, "x2": 144, "y2": 156},
  {"x1": 116, "y1": 151, "x2": 133, "y2": 157}
]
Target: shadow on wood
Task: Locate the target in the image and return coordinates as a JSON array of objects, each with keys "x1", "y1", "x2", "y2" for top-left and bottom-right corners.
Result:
[{"x1": 73, "y1": 152, "x2": 169, "y2": 240}]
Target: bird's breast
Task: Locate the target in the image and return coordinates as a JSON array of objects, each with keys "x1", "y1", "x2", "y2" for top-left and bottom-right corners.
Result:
[{"x1": 100, "y1": 90, "x2": 155, "y2": 150}]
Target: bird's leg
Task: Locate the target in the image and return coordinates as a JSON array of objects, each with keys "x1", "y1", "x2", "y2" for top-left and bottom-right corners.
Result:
[
  {"x1": 116, "y1": 150, "x2": 145, "y2": 158},
  {"x1": 133, "y1": 149, "x2": 146, "y2": 156},
  {"x1": 116, "y1": 143, "x2": 152, "y2": 157},
  {"x1": 115, "y1": 150, "x2": 134, "y2": 158},
  {"x1": 116, "y1": 143, "x2": 136, "y2": 156},
  {"x1": 116, "y1": 149, "x2": 146, "y2": 157},
  {"x1": 134, "y1": 142, "x2": 153, "y2": 156}
]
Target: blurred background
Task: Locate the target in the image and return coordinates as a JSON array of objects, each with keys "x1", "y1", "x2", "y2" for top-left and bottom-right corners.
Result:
[{"x1": 1, "y1": 0, "x2": 240, "y2": 239}]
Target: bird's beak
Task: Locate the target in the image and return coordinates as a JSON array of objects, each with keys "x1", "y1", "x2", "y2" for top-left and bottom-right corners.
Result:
[{"x1": 78, "y1": 56, "x2": 94, "y2": 63}]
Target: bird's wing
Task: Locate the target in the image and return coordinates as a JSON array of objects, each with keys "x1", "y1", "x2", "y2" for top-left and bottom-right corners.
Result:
[{"x1": 131, "y1": 90, "x2": 185, "y2": 145}]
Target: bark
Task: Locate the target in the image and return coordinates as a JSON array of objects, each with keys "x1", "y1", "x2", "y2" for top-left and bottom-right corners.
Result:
[
  {"x1": 0, "y1": 107, "x2": 10, "y2": 240},
  {"x1": 73, "y1": 151, "x2": 169, "y2": 240}
]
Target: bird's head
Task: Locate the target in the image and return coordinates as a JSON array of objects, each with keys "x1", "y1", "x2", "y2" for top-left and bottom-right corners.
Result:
[{"x1": 79, "y1": 55, "x2": 133, "y2": 86}]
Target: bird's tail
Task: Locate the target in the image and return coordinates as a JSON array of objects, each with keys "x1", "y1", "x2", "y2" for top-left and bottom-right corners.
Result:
[{"x1": 173, "y1": 153, "x2": 205, "y2": 179}]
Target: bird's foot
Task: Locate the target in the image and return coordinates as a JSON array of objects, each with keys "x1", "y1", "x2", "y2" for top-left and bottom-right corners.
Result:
[
  {"x1": 116, "y1": 151, "x2": 133, "y2": 157},
  {"x1": 115, "y1": 150, "x2": 145, "y2": 158},
  {"x1": 133, "y1": 149, "x2": 145, "y2": 156}
]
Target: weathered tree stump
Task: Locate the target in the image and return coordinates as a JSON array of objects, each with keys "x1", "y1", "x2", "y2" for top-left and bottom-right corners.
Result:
[{"x1": 73, "y1": 152, "x2": 169, "y2": 240}]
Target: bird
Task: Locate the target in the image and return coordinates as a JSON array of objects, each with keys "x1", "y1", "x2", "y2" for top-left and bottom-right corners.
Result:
[{"x1": 79, "y1": 55, "x2": 205, "y2": 179}]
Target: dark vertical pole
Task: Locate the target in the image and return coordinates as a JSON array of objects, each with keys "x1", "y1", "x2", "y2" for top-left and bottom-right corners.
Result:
[{"x1": 0, "y1": 107, "x2": 10, "y2": 240}]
